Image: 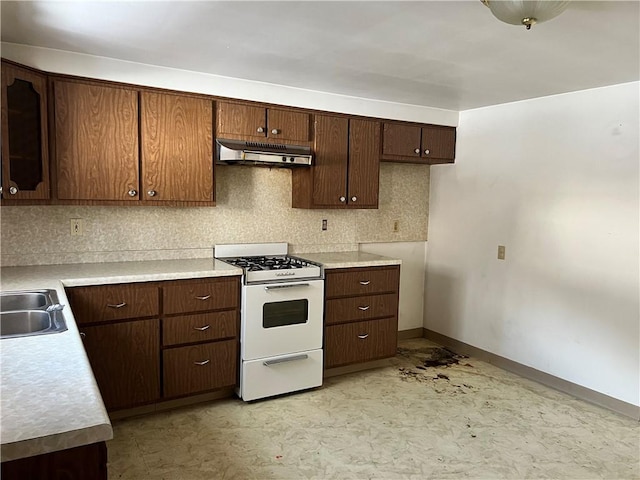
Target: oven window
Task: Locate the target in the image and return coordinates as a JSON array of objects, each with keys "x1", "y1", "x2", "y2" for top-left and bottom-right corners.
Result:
[{"x1": 263, "y1": 299, "x2": 309, "y2": 328}]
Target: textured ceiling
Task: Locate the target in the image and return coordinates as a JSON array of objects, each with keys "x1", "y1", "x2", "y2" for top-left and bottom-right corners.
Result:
[{"x1": 1, "y1": 1, "x2": 638, "y2": 111}]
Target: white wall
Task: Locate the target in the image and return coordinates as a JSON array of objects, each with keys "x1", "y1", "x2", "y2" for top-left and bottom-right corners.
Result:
[
  {"x1": 425, "y1": 82, "x2": 640, "y2": 406},
  {"x1": 361, "y1": 242, "x2": 427, "y2": 332}
]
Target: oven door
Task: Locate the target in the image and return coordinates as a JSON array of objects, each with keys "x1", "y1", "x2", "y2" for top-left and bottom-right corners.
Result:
[{"x1": 242, "y1": 279, "x2": 324, "y2": 360}]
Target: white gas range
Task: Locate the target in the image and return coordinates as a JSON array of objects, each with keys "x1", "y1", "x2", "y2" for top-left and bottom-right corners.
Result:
[{"x1": 215, "y1": 243, "x2": 324, "y2": 401}]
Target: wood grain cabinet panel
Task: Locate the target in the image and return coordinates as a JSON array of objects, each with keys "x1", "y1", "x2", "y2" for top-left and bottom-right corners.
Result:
[
  {"x1": 66, "y1": 284, "x2": 159, "y2": 325},
  {"x1": 325, "y1": 266, "x2": 400, "y2": 298},
  {"x1": 163, "y1": 311, "x2": 237, "y2": 346},
  {"x1": 325, "y1": 293, "x2": 398, "y2": 325},
  {"x1": 141, "y1": 92, "x2": 213, "y2": 202},
  {"x1": 163, "y1": 340, "x2": 237, "y2": 398},
  {"x1": 292, "y1": 115, "x2": 380, "y2": 209},
  {"x1": 217, "y1": 102, "x2": 310, "y2": 142},
  {"x1": 54, "y1": 80, "x2": 139, "y2": 200},
  {"x1": 382, "y1": 122, "x2": 456, "y2": 164},
  {"x1": 1, "y1": 61, "x2": 50, "y2": 201},
  {"x1": 163, "y1": 278, "x2": 239, "y2": 315},
  {"x1": 80, "y1": 319, "x2": 160, "y2": 411},
  {"x1": 324, "y1": 318, "x2": 398, "y2": 368}
]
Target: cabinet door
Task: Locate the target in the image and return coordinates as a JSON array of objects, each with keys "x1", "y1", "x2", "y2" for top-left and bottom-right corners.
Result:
[
  {"x1": 421, "y1": 125, "x2": 456, "y2": 164},
  {"x1": 382, "y1": 123, "x2": 422, "y2": 159},
  {"x1": 55, "y1": 80, "x2": 139, "y2": 201},
  {"x1": 311, "y1": 115, "x2": 348, "y2": 207},
  {"x1": 1, "y1": 63, "x2": 50, "y2": 200},
  {"x1": 80, "y1": 319, "x2": 160, "y2": 411},
  {"x1": 217, "y1": 102, "x2": 266, "y2": 138},
  {"x1": 347, "y1": 119, "x2": 380, "y2": 208},
  {"x1": 267, "y1": 108, "x2": 310, "y2": 142},
  {"x1": 141, "y1": 92, "x2": 213, "y2": 202}
]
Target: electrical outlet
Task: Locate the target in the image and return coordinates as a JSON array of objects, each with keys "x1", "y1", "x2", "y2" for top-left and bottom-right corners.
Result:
[
  {"x1": 70, "y1": 219, "x2": 84, "y2": 236},
  {"x1": 393, "y1": 220, "x2": 400, "y2": 233},
  {"x1": 497, "y1": 245, "x2": 506, "y2": 260},
  {"x1": 322, "y1": 219, "x2": 328, "y2": 231}
]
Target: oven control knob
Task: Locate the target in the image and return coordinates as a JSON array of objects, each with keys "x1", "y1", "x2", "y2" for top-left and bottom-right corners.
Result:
[
  {"x1": 289, "y1": 157, "x2": 295, "y2": 162},
  {"x1": 282, "y1": 156, "x2": 287, "y2": 162}
]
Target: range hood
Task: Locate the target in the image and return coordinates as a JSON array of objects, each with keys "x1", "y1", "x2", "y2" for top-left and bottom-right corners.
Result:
[{"x1": 216, "y1": 139, "x2": 312, "y2": 167}]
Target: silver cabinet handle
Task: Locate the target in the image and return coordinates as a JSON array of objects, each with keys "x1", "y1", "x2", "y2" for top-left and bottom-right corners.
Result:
[
  {"x1": 107, "y1": 302, "x2": 127, "y2": 309},
  {"x1": 351, "y1": 196, "x2": 357, "y2": 202},
  {"x1": 193, "y1": 325, "x2": 211, "y2": 331},
  {"x1": 128, "y1": 189, "x2": 137, "y2": 197},
  {"x1": 271, "y1": 128, "x2": 280, "y2": 135},
  {"x1": 257, "y1": 126, "x2": 265, "y2": 133},
  {"x1": 424, "y1": 149, "x2": 430, "y2": 155},
  {"x1": 358, "y1": 334, "x2": 369, "y2": 339},
  {"x1": 9, "y1": 186, "x2": 18, "y2": 195},
  {"x1": 263, "y1": 354, "x2": 308, "y2": 366},
  {"x1": 414, "y1": 148, "x2": 420, "y2": 154},
  {"x1": 339, "y1": 196, "x2": 346, "y2": 202},
  {"x1": 147, "y1": 190, "x2": 157, "y2": 197},
  {"x1": 80, "y1": 332, "x2": 86, "y2": 339},
  {"x1": 195, "y1": 295, "x2": 211, "y2": 300},
  {"x1": 194, "y1": 360, "x2": 210, "y2": 366},
  {"x1": 264, "y1": 283, "x2": 310, "y2": 290},
  {"x1": 359, "y1": 280, "x2": 370, "y2": 286},
  {"x1": 0, "y1": 186, "x2": 3, "y2": 195},
  {"x1": 358, "y1": 305, "x2": 370, "y2": 311}
]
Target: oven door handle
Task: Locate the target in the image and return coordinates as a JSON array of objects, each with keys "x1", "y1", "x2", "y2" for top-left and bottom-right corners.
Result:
[
  {"x1": 263, "y1": 354, "x2": 309, "y2": 366},
  {"x1": 264, "y1": 283, "x2": 310, "y2": 290}
]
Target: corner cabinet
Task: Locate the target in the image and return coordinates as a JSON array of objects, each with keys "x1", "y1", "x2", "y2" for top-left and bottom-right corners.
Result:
[
  {"x1": 217, "y1": 101, "x2": 311, "y2": 143},
  {"x1": 0, "y1": 61, "x2": 50, "y2": 201},
  {"x1": 324, "y1": 265, "x2": 400, "y2": 368},
  {"x1": 382, "y1": 122, "x2": 456, "y2": 164},
  {"x1": 52, "y1": 78, "x2": 215, "y2": 205},
  {"x1": 292, "y1": 115, "x2": 380, "y2": 209}
]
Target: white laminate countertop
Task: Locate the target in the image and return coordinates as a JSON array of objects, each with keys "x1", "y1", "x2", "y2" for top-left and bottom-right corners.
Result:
[
  {"x1": 0, "y1": 258, "x2": 242, "y2": 462},
  {"x1": 298, "y1": 251, "x2": 402, "y2": 270}
]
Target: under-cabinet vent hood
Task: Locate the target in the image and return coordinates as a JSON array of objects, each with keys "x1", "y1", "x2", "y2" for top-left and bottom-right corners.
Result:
[{"x1": 216, "y1": 139, "x2": 312, "y2": 167}]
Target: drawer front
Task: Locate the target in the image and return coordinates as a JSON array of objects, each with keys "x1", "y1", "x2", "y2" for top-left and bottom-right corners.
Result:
[
  {"x1": 324, "y1": 318, "x2": 398, "y2": 368},
  {"x1": 163, "y1": 311, "x2": 237, "y2": 346},
  {"x1": 163, "y1": 278, "x2": 239, "y2": 315},
  {"x1": 67, "y1": 284, "x2": 159, "y2": 325},
  {"x1": 163, "y1": 340, "x2": 237, "y2": 398},
  {"x1": 325, "y1": 266, "x2": 400, "y2": 298},
  {"x1": 325, "y1": 293, "x2": 398, "y2": 325},
  {"x1": 241, "y1": 349, "x2": 323, "y2": 401}
]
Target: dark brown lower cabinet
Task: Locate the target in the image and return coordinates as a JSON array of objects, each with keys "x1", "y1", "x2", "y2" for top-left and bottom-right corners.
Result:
[
  {"x1": 325, "y1": 318, "x2": 398, "y2": 368},
  {"x1": 1, "y1": 441, "x2": 107, "y2": 480},
  {"x1": 81, "y1": 319, "x2": 160, "y2": 410}
]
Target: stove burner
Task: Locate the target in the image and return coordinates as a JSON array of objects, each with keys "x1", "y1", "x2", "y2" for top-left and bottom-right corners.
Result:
[{"x1": 223, "y1": 255, "x2": 314, "y2": 272}]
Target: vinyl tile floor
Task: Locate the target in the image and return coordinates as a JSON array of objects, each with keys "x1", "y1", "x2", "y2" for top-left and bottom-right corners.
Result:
[{"x1": 108, "y1": 338, "x2": 640, "y2": 479}]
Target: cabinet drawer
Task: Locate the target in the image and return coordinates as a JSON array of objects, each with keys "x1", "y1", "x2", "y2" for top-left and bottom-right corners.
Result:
[
  {"x1": 325, "y1": 266, "x2": 400, "y2": 298},
  {"x1": 325, "y1": 293, "x2": 398, "y2": 325},
  {"x1": 163, "y1": 278, "x2": 239, "y2": 314},
  {"x1": 324, "y1": 318, "x2": 398, "y2": 368},
  {"x1": 163, "y1": 340, "x2": 237, "y2": 398},
  {"x1": 163, "y1": 311, "x2": 237, "y2": 346},
  {"x1": 67, "y1": 284, "x2": 159, "y2": 325}
]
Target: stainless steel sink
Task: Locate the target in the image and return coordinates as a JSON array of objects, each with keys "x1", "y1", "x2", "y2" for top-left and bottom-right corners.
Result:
[{"x1": 0, "y1": 289, "x2": 68, "y2": 338}]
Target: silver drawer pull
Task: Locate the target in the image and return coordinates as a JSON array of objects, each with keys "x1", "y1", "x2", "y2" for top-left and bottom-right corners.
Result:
[
  {"x1": 263, "y1": 354, "x2": 309, "y2": 366},
  {"x1": 107, "y1": 302, "x2": 127, "y2": 309},
  {"x1": 264, "y1": 283, "x2": 310, "y2": 291},
  {"x1": 358, "y1": 334, "x2": 369, "y2": 339},
  {"x1": 358, "y1": 305, "x2": 370, "y2": 311},
  {"x1": 194, "y1": 360, "x2": 210, "y2": 366},
  {"x1": 195, "y1": 295, "x2": 211, "y2": 301},
  {"x1": 193, "y1": 325, "x2": 211, "y2": 331},
  {"x1": 359, "y1": 280, "x2": 370, "y2": 286}
]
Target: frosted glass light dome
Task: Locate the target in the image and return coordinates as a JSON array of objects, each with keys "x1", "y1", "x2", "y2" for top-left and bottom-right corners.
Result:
[{"x1": 483, "y1": 0, "x2": 571, "y2": 29}]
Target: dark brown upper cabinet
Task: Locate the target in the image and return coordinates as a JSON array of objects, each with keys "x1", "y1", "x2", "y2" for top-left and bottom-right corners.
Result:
[
  {"x1": 292, "y1": 115, "x2": 380, "y2": 209},
  {"x1": 382, "y1": 122, "x2": 456, "y2": 164},
  {"x1": 1, "y1": 61, "x2": 50, "y2": 201},
  {"x1": 140, "y1": 91, "x2": 214, "y2": 203},
  {"x1": 217, "y1": 101, "x2": 310, "y2": 143}
]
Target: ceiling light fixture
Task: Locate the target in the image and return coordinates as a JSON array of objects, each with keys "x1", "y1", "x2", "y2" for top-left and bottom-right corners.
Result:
[{"x1": 481, "y1": 0, "x2": 570, "y2": 30}]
